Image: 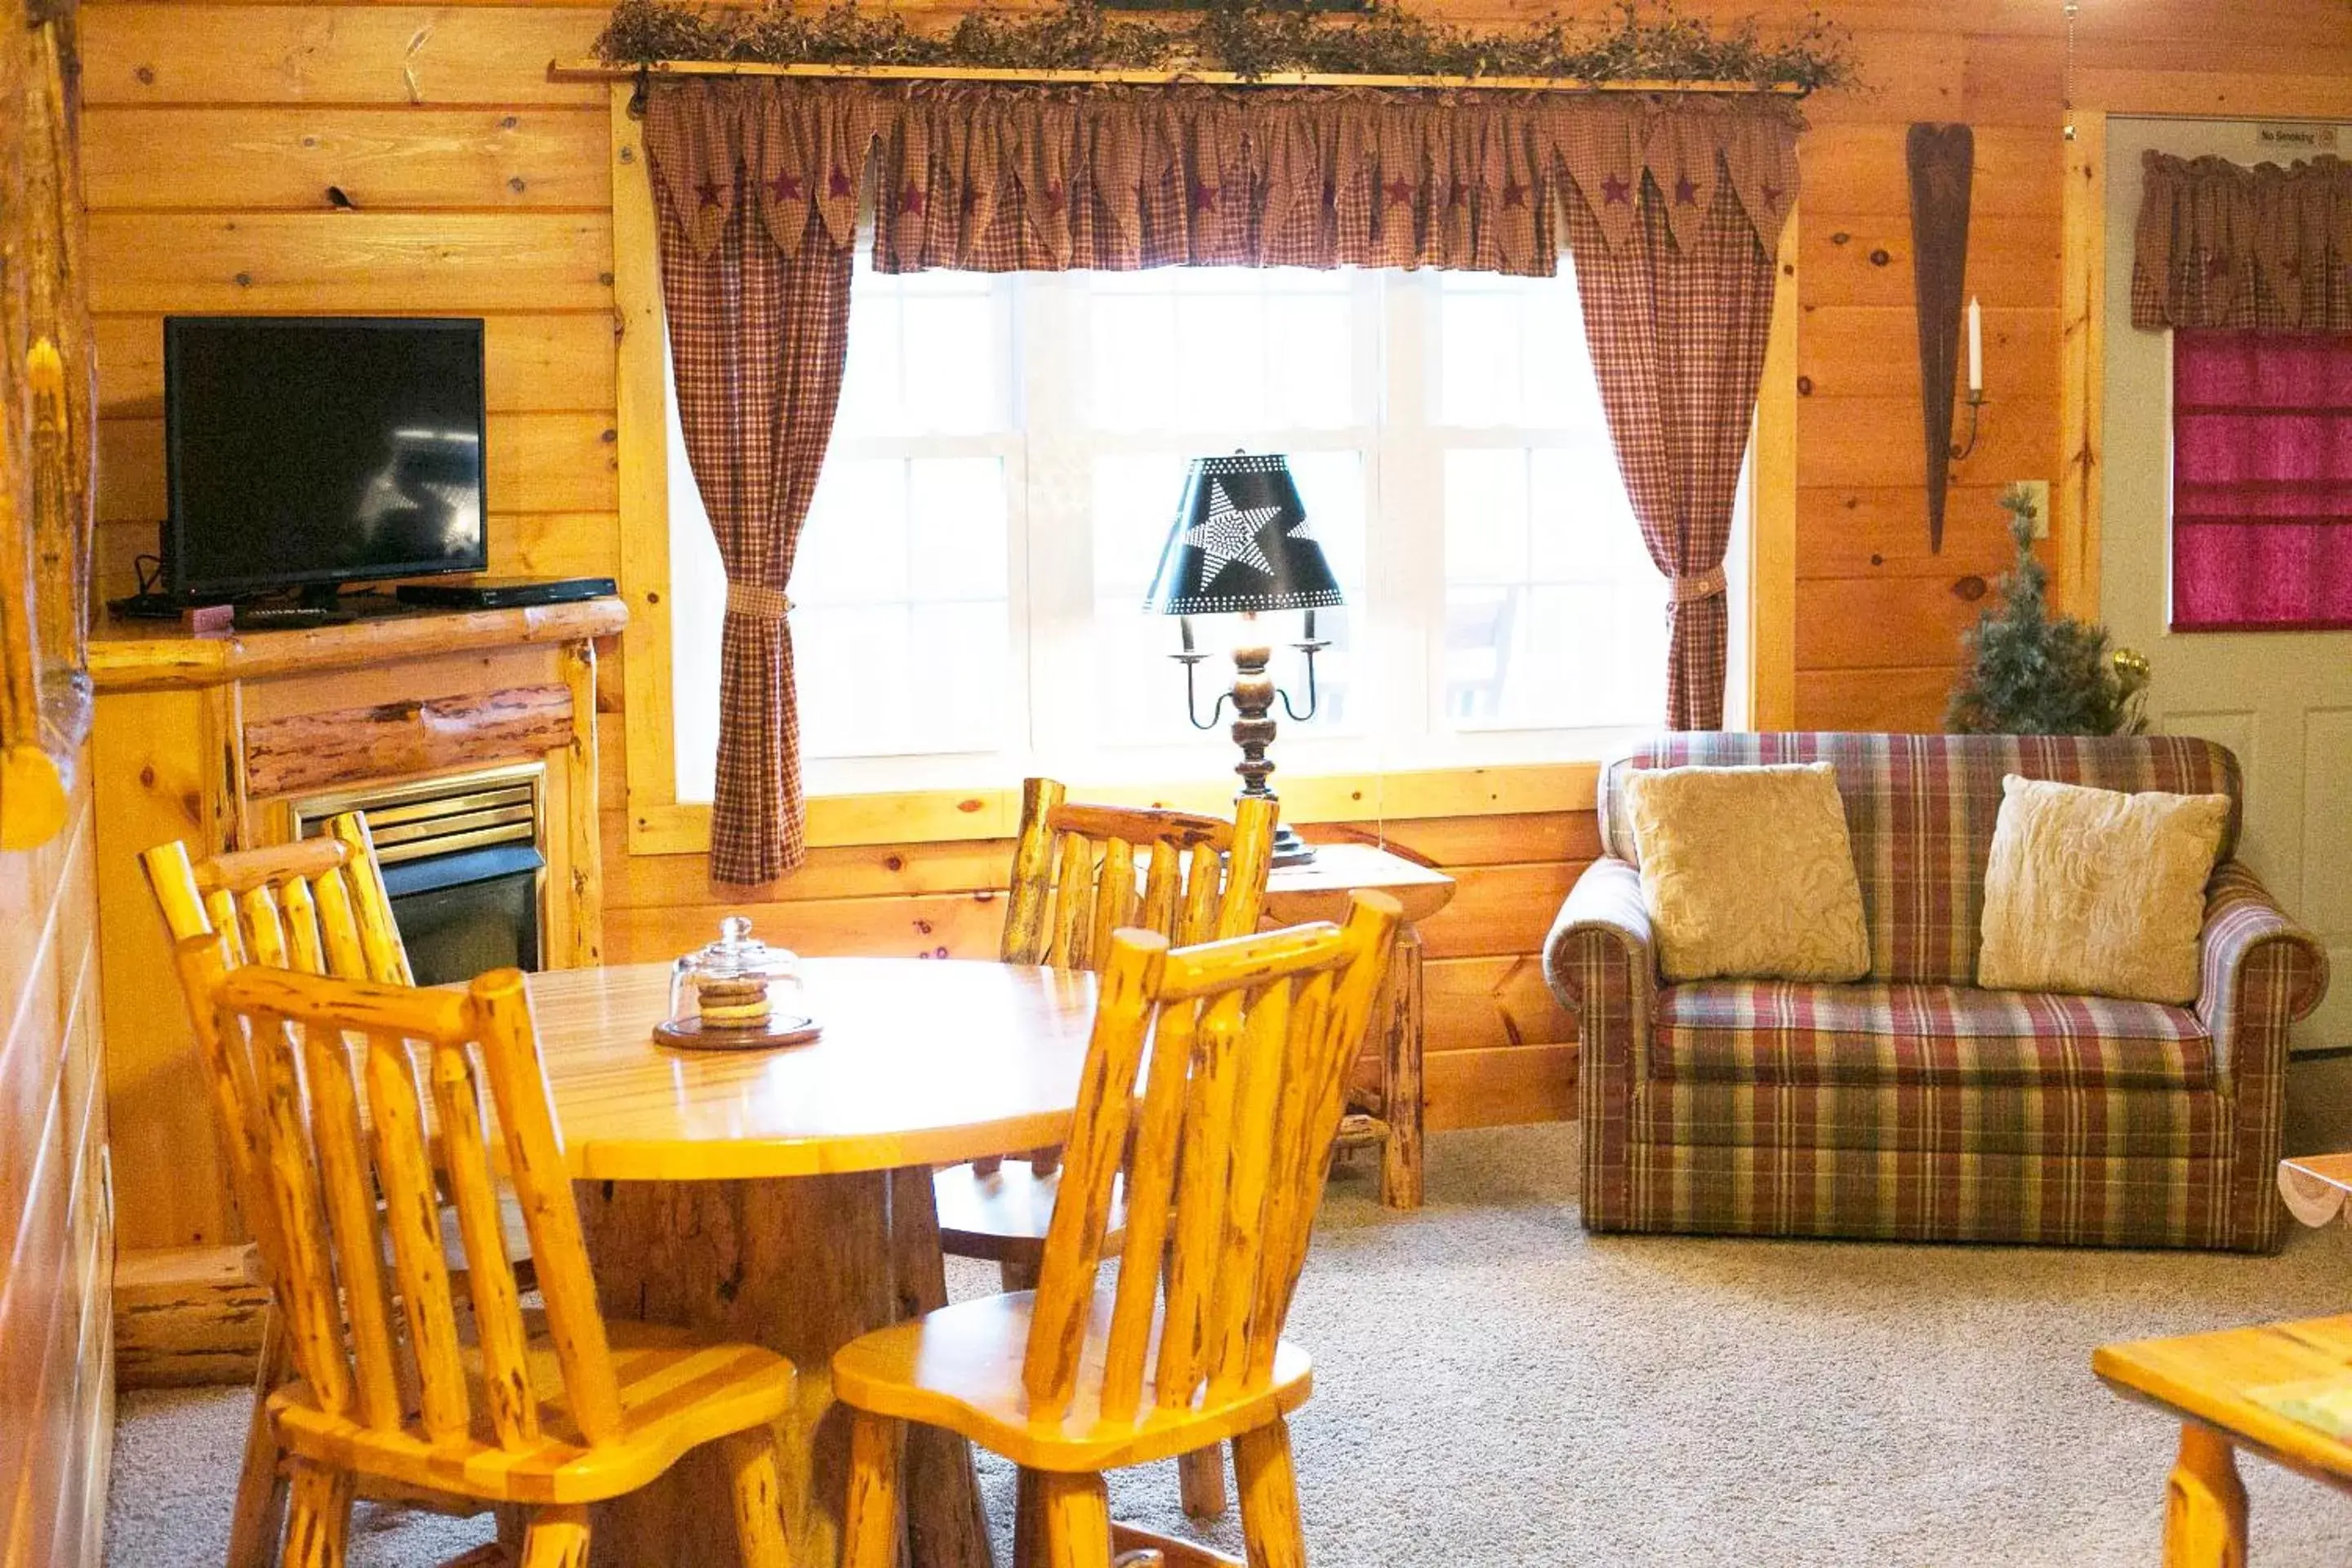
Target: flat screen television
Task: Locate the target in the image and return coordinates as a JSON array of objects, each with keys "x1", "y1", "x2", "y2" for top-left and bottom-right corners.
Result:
[{"x1": 163, "y1": 316, "x2": 488, "y2": 602}]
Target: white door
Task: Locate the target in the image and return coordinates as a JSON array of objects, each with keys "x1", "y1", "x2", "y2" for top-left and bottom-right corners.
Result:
[{"x1": 2102, "y1": 115, "x2": 2351, "y2": 1054}]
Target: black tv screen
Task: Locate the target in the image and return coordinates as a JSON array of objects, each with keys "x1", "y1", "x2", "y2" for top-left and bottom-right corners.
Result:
[{"x1": 164, "y1": 316, "x2": 487, "y2": 597}]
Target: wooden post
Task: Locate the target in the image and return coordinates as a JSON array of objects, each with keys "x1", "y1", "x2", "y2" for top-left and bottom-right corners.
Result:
[
  {"x1": 2163, "y1": 1425, "x2": 2247, "y2": 1568},
  {"x1": 2056, "y1": 109, "x2": 2108, "y2": 620},
  {"x1": 1380, "y1": 925, "x2": 1426, "y2": 1210}
]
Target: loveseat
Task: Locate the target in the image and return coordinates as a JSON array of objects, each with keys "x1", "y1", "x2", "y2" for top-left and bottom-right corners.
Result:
[{"x1": 1542, "y1": 733, "x2": 2330, "y2": 1252}]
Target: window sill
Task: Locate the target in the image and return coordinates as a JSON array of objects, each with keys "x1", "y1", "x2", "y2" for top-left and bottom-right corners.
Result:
[{"x1": 625, "y1": 758, "x2": 1602, "y2": 855}]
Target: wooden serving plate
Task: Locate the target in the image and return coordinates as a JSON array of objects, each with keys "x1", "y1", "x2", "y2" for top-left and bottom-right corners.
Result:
[{"x1": 653, "y1": 1013, "x2": 823, "y2": 1052}]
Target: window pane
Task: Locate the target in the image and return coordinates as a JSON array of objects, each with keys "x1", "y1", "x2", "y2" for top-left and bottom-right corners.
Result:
[
  {"x1": 835, "y1": 257, "x2": 1009, "y2": 438},
  {"x1": 794, "y1": 456, "x2": 1013, "y2": 759},
  {"x1": 1439, "y1": 287, "x2": 1523, "y2": 427},
  {"x1": 1083, "y1": 270, "x2": 1353, "y2": 434},
  {"x1": 1441, "y1": 452, "x2": 1664, "y2": 730},
  {"x1": 1437, "y1": 269, "x2": 1601, "y2": 430},
  {"x1": 909, "y1": 458, "x2": 1010, "y2": 601},
  {"x1": 797, "y1": 460, "x2": 910, "y2": 606},
  {"x1": 1434, "y1": 268, "x2": 1660, "y2": 731},
  {"x1": 1444, "y1": 450, "x2": 1530, "y2": 584}
]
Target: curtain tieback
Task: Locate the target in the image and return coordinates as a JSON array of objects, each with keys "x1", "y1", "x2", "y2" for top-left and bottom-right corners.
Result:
[
  {"x1": 726, "y1": 582, "x2": 794, "y2": 621},
  {"x1": 1668, "y1": 568, "x2": 1727, "y2": 604}
]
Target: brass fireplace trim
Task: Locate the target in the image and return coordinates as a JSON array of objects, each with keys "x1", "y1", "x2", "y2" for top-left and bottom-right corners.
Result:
[{"x1": 286, "y1": 761, "x2": 551, "y2": 962}]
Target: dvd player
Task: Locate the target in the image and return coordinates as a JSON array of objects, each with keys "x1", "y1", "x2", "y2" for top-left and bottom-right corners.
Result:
[{"x1": 394, "y1": 577, "x2": 617, "y2": 610}]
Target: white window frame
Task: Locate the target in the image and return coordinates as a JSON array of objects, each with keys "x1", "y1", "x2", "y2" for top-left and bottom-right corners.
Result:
[{"x1": 670, "y1": 261, "x2": 1741, "y2": 800}]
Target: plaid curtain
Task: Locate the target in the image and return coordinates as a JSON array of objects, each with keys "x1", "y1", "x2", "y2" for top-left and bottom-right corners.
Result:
[
  {"x1": 1565, "y1": 172, "x2": 1782, "y2": 730},
  {"x1": 644, "y1": 80, "x2": 1797, "y2": 873},
  {"x1": 648, "y1": 94, "x2": 854, "y2": 886}
]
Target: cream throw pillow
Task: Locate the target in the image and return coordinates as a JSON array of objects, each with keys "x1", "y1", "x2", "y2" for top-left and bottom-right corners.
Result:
[
  {"x1": 1624, "y1": 761, "x2": 1870, "y2": 984},
  {"x1": 1977, "y1": 775, "x2": 2229, "y2": 1004}
]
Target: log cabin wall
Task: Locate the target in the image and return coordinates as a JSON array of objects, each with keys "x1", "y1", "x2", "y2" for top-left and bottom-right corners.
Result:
[
  {"x1": 0, "y1": 777, "x2": 114, "y2": 1566},
  {"x1": 74, "y1": 0, "x2": 2352, "y2": 1139}
]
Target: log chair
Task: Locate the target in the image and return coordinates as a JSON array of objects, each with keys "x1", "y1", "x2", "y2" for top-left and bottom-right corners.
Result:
[
  {"x1": 846, "y1": 893, "x2": 1403, "y2": 1568},
  {"x1": 935, "y1": 777, "x2": 1277, "y2": 1524},
  {"x1": 175, "y1": 938, "x2": 801, "y2": 1568}
]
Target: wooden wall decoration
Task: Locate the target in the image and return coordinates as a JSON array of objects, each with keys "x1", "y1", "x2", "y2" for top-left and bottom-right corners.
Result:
[
  {"x1": 1906, "y1": 122, "x2": 1973, "y2": 555},
  {"x1": 0, "y1": 0, "x2": 96, "y2": 851}
]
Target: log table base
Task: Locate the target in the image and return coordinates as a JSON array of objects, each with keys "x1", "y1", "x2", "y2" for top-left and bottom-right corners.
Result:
[{"x1": 581, "y1": 1168, "x2": 993, "y2": 1568}]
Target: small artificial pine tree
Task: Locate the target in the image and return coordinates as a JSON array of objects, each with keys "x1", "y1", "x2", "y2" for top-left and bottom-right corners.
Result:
[{"x1": 1946, "y1": 484, "x2": 2148, "y2": 736}]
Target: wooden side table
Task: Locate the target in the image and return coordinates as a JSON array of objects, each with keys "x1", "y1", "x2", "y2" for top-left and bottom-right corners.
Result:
[
  {"x1": 1265, "y1": 840, "x2": 1456, "y2": 1210},
  {"x1": 2087, "y1": 1156, "x2": 2352, "y2": 1567}
]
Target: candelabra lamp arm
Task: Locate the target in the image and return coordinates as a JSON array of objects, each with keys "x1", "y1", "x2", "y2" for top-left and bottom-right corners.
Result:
[
  {"x1": 1275, "y1": 638, "x2": 1327, "y2": 724},
  {"x1": 1173, "y1": 652, "x2": 1232, "y2": 731}
]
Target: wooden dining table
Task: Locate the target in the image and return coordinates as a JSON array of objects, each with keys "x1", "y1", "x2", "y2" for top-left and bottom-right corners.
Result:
[{"x1": 523, "y1": 953, "x2": 1104, "y2": 1568}]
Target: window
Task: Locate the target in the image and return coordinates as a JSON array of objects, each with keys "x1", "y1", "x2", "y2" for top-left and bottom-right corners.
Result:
[
  {"x1": 670, "y1": 249, "x2": 1713, "y2": 803},
  {"x1": 2171, "y1": 329, "x2": 2352, "y2": 631}
]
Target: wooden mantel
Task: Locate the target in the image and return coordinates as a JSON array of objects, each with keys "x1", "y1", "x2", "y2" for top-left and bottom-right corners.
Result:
[
  {"x1": 88, "y1": 597, "x2": 626, "y2": 691},
  {"x1": 92, "y1": 599, "x2": 626, "y2": 1386}
]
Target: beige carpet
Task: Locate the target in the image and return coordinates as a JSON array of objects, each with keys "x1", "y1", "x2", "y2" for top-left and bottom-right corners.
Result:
[{"x1": 106, "y1": 1125, "x2": 2352, "y2": 1566}]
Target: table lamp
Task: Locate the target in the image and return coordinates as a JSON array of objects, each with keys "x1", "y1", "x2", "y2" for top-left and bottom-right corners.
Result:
[{"x1": 1142, "y1": 452, "x2": 1341, "y2": 866}]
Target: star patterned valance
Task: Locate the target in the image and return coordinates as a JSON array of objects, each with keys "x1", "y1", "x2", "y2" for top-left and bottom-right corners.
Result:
[
  {"x1": 642, "y1": 77, "x2": 1801, "y2": 278},
  {"x1": 2135, "y1": 150, "x2": 2352, "y2": 332}
]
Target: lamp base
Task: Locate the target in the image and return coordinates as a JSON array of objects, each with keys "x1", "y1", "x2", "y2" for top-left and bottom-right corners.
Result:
[{"x1": 1271, "y1": 824, "x2": 1316, "y2": 866}]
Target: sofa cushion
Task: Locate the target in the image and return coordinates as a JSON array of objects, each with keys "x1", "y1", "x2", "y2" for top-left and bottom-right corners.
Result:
[
  {"x1": 1623, "y1": 761, "x2": 1870, "y2": 984},
  {"x1": 1978, "y1": 775, "x2": 2230, "y2": 1004},
  {"x1": 1599, "y1": 733, "x2": 2242, "y2": 987},
  {"x1": 1652, "y1": 980, "x2": 2216, "y2": 1090}
]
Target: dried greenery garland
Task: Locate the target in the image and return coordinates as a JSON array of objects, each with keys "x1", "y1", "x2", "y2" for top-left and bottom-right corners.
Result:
[{"x1": 595, "y1": 0, "x2": 1859, "y2": 91}]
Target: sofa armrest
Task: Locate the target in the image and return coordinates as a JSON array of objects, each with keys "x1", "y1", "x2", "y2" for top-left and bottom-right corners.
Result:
[
  {"x1": 1543, "y1": 858, "x2": 1657, "y2": 1078},
  {"x1": 2197, "y1": 860, "x2": 2331, "y2": 1078}
]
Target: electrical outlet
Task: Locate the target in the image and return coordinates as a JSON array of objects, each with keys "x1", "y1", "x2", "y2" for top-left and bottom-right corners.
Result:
[{"x1": 2014, "y1": 479, "x2": 2051, "y2": 539}]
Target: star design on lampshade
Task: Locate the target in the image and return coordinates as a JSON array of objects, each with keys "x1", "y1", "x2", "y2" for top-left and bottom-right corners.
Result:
[
  {"x1": 1183, "y1": 481, "x2": 1284, "y2": 581},
  {"x1": 1286, "y1": 513, "x2": 1318, "y2": 542}
]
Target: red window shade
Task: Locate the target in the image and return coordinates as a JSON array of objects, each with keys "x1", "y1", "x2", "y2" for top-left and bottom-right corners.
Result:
[{"x1": 2171, "y1": 329, "x2": 2352, "y2": 631}]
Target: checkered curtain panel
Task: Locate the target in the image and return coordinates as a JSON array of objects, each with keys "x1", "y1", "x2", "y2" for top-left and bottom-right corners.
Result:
[
  {"x1": 1564, "y1": 176, "x2": 1781, "y2": 732},
  {"x1": 647, "y1": 92, "x2": 853, "y2": 886},
  {"x1": 643, "y1": 79, "x2": 1799, "y2": 875}
]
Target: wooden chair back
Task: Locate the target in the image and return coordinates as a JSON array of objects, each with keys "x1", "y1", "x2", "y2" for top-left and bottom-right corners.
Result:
[
  {"x1": 1000, "y1": 778, "x2": 1278, "y2": 973},
  {"x1": 1020, "y1": 890, "x2": 1402, "y2": 1426},
  {"x1": 173, "y1": 935, "x2": 623, "y2": 1454},
  {"x1": 143, "y1": 812, "x2": 411, "y2": 984}
]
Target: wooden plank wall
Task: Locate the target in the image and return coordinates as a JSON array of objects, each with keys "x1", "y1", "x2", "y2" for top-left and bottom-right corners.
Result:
[
  {"x1": 0, "y1": 779, "x2": 114, "y2": 1568},
  {"x1": 75, "y1": 0, "x2": 2352, "y2": 1131}
]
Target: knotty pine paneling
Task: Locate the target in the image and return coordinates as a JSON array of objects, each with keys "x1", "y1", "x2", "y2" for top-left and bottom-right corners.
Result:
[
  {"x1": 1797, "y1": 666, "x2": 1960, "y2": 733},
  {"x1": 82, "y1": 106, "x2": 610, "y2": 211},
  {"x1": 1796, "y1": 484, "x2": 2027, "y2": 580},
  {"x1": 78, "y1": 6, "x2": 608, "y2": 106},
  {"x1": 0, "y1": 782, "x2": 114, "y2": 1567},
  {"x1": 87, "y1": 212, "x2": 616, "y2": 314},
  {"x1": 77, "y1": 0, "x2": 2341, "y2": 1133}
]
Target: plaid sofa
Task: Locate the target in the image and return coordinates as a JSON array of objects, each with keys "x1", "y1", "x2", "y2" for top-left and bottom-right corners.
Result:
[{"x1": 1541, "y1": 733, "x2": 2331, "y2": 1251}]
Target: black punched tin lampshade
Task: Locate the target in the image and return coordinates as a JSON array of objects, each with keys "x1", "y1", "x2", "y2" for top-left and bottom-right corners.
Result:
[{"x1": 1142, "y1": 453, "x2": 1344, "y2": 616}]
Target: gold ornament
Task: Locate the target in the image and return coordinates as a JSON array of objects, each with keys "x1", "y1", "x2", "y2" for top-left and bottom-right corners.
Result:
[{"x1": 2110, "y1": 647, "x2": 2151, "y2": 694}]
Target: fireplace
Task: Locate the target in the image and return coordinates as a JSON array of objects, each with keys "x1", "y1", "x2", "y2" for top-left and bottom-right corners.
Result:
[{"x1": 287, "y1": 762, "x2": 549, "y2": 986}]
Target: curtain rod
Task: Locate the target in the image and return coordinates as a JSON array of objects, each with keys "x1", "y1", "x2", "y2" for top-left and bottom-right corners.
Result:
[{"x1": 549, "y1": 57, "x2": 1808, "y2": 94}]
